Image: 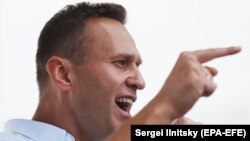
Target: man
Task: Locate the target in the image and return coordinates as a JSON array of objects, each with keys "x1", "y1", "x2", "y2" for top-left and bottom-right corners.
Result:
[{"x1": 0, "y1": 2, "x2": 241, "y2": 141}]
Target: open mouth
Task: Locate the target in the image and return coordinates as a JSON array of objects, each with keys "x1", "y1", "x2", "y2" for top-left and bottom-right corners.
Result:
[{"x1": 115, "y1": 97, "x2": 134, "y2": 113}]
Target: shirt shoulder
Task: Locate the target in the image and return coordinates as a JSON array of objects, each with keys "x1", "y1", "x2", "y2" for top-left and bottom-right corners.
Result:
[
  {"x1": 2, "y1": 119, "x2": 75, "y2": 141},
  {"x1": 0, "y1": 131, "x2": 33, "y2": 141}
]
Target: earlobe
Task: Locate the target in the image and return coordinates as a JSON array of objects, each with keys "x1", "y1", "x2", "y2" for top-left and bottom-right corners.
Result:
[{"x1": 46, "y1": 56, "x2": 72, "y2": 92}]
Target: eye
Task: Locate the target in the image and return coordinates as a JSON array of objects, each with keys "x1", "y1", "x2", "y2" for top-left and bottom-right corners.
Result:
[{"x1": 114, "y1": 60, "x2": 128, "y2": 68}]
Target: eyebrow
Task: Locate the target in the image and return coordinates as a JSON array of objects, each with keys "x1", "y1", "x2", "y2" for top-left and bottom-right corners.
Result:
[{"x1": 111, "y1": 53, "x2": 143, "y2": 66}]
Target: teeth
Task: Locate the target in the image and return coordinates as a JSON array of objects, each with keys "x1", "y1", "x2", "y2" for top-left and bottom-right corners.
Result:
[{"x1": 116, "y1": 97, "x2": 134, "y2": 105}]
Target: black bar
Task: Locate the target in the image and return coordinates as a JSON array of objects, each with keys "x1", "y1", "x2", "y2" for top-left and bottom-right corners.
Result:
[{"x1": 131, "y1": 125, "x2": 250, "y2": 141}]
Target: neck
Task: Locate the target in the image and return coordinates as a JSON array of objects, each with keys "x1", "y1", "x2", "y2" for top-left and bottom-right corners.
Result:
[{"x1": 32, "y1": 92, "x2": 96, "y2": 141}]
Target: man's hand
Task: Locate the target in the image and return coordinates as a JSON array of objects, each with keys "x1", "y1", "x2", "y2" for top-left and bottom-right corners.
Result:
[{"x1": 158, "y1": 46, "x2": 241, "y2": 119}]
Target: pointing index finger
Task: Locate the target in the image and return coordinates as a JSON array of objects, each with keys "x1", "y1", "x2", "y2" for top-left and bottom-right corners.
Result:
[{"x1": 193, "y1": 46, "x2": 242, "y2": 63}]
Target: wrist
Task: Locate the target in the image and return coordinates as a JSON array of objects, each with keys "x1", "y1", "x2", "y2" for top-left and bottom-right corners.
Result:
[{"x1": 134, "y1": 94, "x2": 177, "y2": 124}]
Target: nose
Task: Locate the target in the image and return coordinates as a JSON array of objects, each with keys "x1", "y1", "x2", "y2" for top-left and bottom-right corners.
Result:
[{"x1": 125, "y1": 68, "x2": 145, "y2": 90}]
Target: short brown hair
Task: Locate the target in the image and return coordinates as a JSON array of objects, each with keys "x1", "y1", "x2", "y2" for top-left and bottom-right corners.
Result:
[{"x1": 36, "y1": 2, "x2": 126, "y2": 93}]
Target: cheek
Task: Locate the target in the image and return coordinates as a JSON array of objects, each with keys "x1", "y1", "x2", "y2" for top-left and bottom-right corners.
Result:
[
  {"x1": 89, "y1": 65, "x2": 125, "y2": 91},
  {"x1": 73, "y1": 64, "x2": 127, "y2": 105},
  {"x1": 77, "y1": 69, "x2": 121, "y2": 100}
]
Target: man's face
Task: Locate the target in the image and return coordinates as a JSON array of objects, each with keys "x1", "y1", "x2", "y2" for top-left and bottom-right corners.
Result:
[{"x1": 70, "y1": 18, "x2": 145, "y2": 139}]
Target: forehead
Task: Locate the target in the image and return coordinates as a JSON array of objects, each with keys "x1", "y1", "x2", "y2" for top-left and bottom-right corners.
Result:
[{"x1": 85, "y1": 18, "x2": 142, "y2": 62}]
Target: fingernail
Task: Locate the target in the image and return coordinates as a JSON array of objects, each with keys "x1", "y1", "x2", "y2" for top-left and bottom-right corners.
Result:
[{"x1": 232, "y1": 46, "x2": 242, "y2": 51}]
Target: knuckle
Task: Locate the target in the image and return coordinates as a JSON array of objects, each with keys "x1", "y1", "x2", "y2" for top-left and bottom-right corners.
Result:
[
  {"x1": 180, "y1": 51, "x2": 197, "y2": 64},
  {"x1": 180, "y1": 51, "x2": 191, "y2": 58}
]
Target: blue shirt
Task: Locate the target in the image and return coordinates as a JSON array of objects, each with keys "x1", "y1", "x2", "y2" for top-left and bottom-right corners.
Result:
[{"x1": 0, "y1": 119, "x2": 75, "y2": 141}]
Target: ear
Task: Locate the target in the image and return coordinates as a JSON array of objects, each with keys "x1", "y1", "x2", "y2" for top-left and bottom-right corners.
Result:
[{"x1": 46, "y1": 56, "x2": 72, "y2": 92}]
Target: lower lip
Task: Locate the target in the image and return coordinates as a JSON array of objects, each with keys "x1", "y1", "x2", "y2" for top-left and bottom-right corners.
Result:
[{"x1": 115, "y1": 103, "x2": 131, "y2": 121}]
